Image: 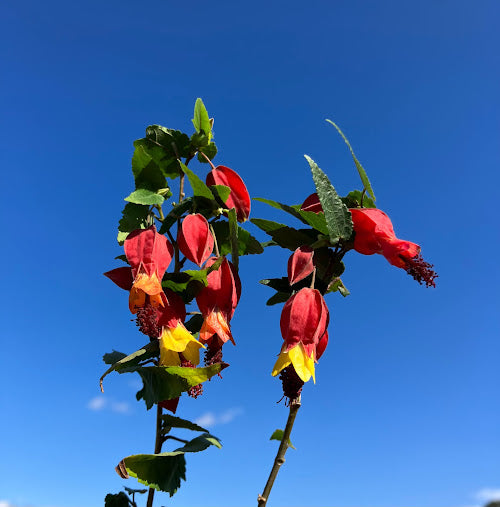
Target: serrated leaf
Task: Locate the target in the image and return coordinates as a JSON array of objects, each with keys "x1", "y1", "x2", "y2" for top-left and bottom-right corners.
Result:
[
  {"x1": 180, "y1": 163, "x2": 214, "y2": 200},
  {"x1": 305, "y1": 155, "x2": 353, "y2": 242},
  {"x1": 270, "y1": 429, "x2": 296, "y2": 450},
  {"x1": 228, "y1": 208, "x2": 239, "y2": 270},
  {"x1": 161, "y1": 414, "x2": 208, "y2": 433},
  {"x1": 174, "y1": 433, "x2": 222, "y2": 453},
  {"x1": 100, "y1": 342, "x2": 159, "y2": 391},
  {"x1": 192, "y1": 98, "x2": 212, "y2": 142},
  {"x1": 122, "y1": 453, "x2": 186, "y2": 496},
  {"x1": 125, "y1": 188, "x2": 164, "y2": 206},
  {"x1": 326, "y1": 119, "x2": 376, "y2": 201},
  {"x1": 211, "y1": 221, "x2": 264, "y2": 256},
  {"x1": 132, "y1": 363, "x2": 227, "y2": 409},
  {"x1": 251, "y1": 218, "x2": 317, "y2": 251},
  {"x1": 117, "y1": 203, "x2": 150, "y2": 245}
]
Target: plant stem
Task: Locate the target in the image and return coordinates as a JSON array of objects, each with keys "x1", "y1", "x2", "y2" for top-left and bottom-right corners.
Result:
[
  {"x1": 257, "y1": 396, "x2": 301, "y2": 507},
  {"x1": 146, "y1": 403, "x2": 164, "y2": 507}
]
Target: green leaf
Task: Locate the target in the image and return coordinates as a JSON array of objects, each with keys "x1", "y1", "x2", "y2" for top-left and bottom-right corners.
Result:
[
  {"x1": 131, "y1": 143, "x2": 167, "y2": 190},
  {"x1": 210, "y1": 184, "x2": 231, "y2": 204},
  {"x1": 251, "y1": 218, "x2": 317, "y2": 251},
  {"x1": 133, "y1": 363, "x2": 228, "y2": 409},
  {"x1": 122, "y1": 452, "x2": 186, "y2": 496},
  {"x1": 260, "y1": 277, "x2": 291, "y2": 293},
  {"x1": 161, "y1": 414, "x2": 208, "y2": 433},
  {"x1": 197, "y1": 142, "x2": 218, "y2": 162},
  {"x1": 100, "y1": 342, "x2": 159, "y2": 390},
  {"x1": 174, "y1": 433, "x2": 222, "y2": 453},
  {"x1": 104, "y1": 492, "x2": 130, "y2": 507},
  {"x1": 162, "y1": 270, "x2": 208, "y2": 303},
  {"x1": 117, "y1": 203, "x2": 150, "y2": 245},
  {"x1": 341, "y1": 190, "x2": 376, "y2": 209},
  {"x1": 184, "y1": 313, "x2": 204, "y2": 334},
  {"x1": 144, "y1": 126, "x2": 191, "y2": 158},
  {"x1": 114, "y1": 254, "x2": 129, "y2": 264},
  {"x1": 266, "y1": 292, "x2": 290, "y2": 306},
  {"x1": 327, "y1": 278, "x2": 350, "y2": 297},
  {"x1": 125, "y1": 188, "x2": 165, "y2": 206},
  {"x1": 180, "y1": 163, "x2": 214, "y2": 200},
  {"x1": 270, "y1": 429, "x2": 296, "y2": 450},
  {"x1": 211, "y1": 221, "x2": 264, "y2": 256},
  {"x1": 326, "y1": 119, "x2": 376, "y2": 201},
  {"x1": 192, "y1": 98, "x2": 212, "y2": 142},
  {"x1": 159, "y1": 198, "x2": 193, "y2": 234},
  {"x1": 228, "y1": 208, "x2": 239, "y2": 270},
  {"x1": 305, "y1": 155, "x2": 353, "y2": 242},
  {"x1": 123, "y1": 486, "x2": 147, "y2": 495}
]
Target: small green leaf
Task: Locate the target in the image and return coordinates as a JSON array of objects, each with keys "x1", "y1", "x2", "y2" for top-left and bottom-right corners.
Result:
[
  {"x1": 132, "y1": 363, "x2": 228, "y2": 409},
  {"x1": 131, "y1": 143, "x2": 167, "y2": 190},
  {"x1": 228, "y1": 208, "x2": 239, "y2": 270},
  {"x1": 266, "y1": 292, "x2": 290, "y2": 306},
  {"x1": 174, "y1": 433, "x2": 222, "y2": 453},
  {"x1": 305, "y1": 155, "x2": 353, "y2": 242},
  {"x1": 270, "y1": 429, "x2": 296, "y2": 450},
  {"x1": 162, "y1": 270, "x2": 208, "y2": 303},
  {"x1": 192, "y1": 98, "x2": 212, "y2": 142},
  {"x1": 122, "y1": 453, "x2": 186, "y2": 496},
  {"x1": 161, "y1": 414, "x2": 208, "y2": 433},
  {"x1": 114, "y1": 254, "x2": 129, "y2": 264},
  {"x1": 326, "y1": 119, "x2": 376, "y2": 201},
  {"x1": 125, "y1": 189, "x2": 165, "y2": 206},
  {"x1": 104, "y1": 492, "x2": 130, "y2": 507},
  {"x1": 341, "y1": 190, "x2": 376, "y2": 209},
  {"x1": 260, "y1": 277, "x2": 291, "y2": 293},
  {"x1": 117, "y1": 203, "x2": 150, "y2": 245},
  {"x1": 185, "y1": 313, "x2": 204, "y2": 334},
  {"x1": 159, "y1": 198, "x2": 193, "y2": 234},
  {"x1": 180, "y1": 163, "x2": 214, "y2": 200},
  {"x1": 103, "y1": 350, "x2": 127, "y2": 365},
  {"x1": 210, "y1": 185, "x2": 231, "y2": 204},
  {"x1": 251, "y1": 218, "x2": 317, "y2": 251},
  {"x1": 327, "y1": 278, "x2": 350, "y2": 297},
  {"x1": 198, "y1": 142, "x2": 218, "y2": 162},
  {"x1": 211, "y1": 221, "x2": 264, "y2": 256},
  {"x1": 123, "y1": 486, "x2": 147, "y2": 495}
]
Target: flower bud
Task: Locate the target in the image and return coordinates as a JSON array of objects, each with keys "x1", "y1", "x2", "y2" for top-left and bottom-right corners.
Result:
[
  {"x1": 287, "y1": 245, "x2": 314, "y2": 285},
  {"x1": 177, "y1": 214, "x2": 214, "y2": 267}
]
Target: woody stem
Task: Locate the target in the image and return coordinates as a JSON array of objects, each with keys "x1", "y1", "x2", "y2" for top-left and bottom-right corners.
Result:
[
  {"x1": 146, "y1": 403, "x2": 164, "y2": 507},
  {"x1": 257, "y1": 396, "x2": 301, "y2": 507}
]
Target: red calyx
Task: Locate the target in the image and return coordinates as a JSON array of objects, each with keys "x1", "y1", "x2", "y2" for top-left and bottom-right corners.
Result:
[
  {"x1": 287, "y1": 245, "x2": 315, "y2": 285},
  {"x1": 177, "y1": 214, "x2": 214, "y2": 267},
  {"x1": 206, "y1": 165, "x2": 251, "y2": 222},
  {"x1": 300, "y1": 193, "x2": 322, "y2": 214}
]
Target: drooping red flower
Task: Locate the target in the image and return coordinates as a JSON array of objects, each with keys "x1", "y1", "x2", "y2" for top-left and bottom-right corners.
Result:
[
  {"x1": 177, "y1": 213, "x2": 214, "y2": 267},
  {"x1": 206, "y1": 165, "x2": 251, "y2": 222},
  {"x1": 272, "y1": 288, "x2": 329, "y2": 383},
  {"x1": 196, "y1": 256, "x2": 241, "y2": 347},
  {"x1": 157, "y1": 290, "x2": 204, "y2": 367},
  {"x1": 123, "y1": 226, "x2": 174, "y2": 313},
  {"x1": 287, "y1": 245, "x2": 315, "y2": 285},
  {"x1": 350, "y1": 208, "x2": 437, "y2": 287},
  {"x1": 300, "y1": 193, "x2": 322, "y2": 214}
]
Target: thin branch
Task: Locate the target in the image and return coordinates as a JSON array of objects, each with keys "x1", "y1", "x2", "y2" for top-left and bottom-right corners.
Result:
[
  {"x1": 257, "y1": 396, "x2": 301, "y2": 507},
  {"x1": 146, "y1": 404, "x2": 164, "y2": 507}
]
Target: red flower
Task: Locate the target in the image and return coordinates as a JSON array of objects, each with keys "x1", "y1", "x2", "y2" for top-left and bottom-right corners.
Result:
[
  {"x1": 287, "y1": 245, "x2": 315, "y2": 285},
  {"x1": 157, "y1": 290, "x2": 204, "y2": 367},
  {"x1": 350, "y1": 208, "x2": 437, "y2": 287},
  {"x1": 206, "y1": 165, "x2": 251, "y2": 222},
  {"x1": 196, "y1": 257, "x2": 241, "y2": 347},
  {"x1": 272, "y1": 288, "x2": 329, "y2": 383},
  {"x1": 300, "y1": 193, "x2": 322, "y2": 214},
  {"x1": 177, "y1": 214, "x2": 214, "y2": 267}
]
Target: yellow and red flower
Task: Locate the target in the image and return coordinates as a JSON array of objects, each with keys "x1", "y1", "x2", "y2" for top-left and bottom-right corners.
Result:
[
  {"x1": 196, "y1": 257, "x2": 241, "y2": 347},
  {"x1": 272, "y1": 288, "x2": 329, "y2": 383}
]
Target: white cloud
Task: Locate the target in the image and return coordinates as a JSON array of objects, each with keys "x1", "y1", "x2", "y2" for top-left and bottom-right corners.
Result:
[
  {"x1": 195, "y1": 407, "x2": 243, "y2": 428},
  {"x1": 0, "y1": 501, "x2": 13, "y2": 507},
  {"x1": 476, "y1": 488, "x2": 500, "y2": 502},
  {"x1": 87, "y1": 396, "x2": 130, "y2": 414}
]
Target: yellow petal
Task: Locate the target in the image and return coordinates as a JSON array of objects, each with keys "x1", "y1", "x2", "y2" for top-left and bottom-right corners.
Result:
[
  {"x1": 288, "y1": 343, "x2": 316, "y2": 383},
  {"x1": 183, "y1": 340, "x2": 202, "y2": 366},
  {"x1": 159, "y1": 347, "x2": 180, "y2": 367},
  {"x1": 271, "y1": 349, "x2": 292, "y2": 377}
]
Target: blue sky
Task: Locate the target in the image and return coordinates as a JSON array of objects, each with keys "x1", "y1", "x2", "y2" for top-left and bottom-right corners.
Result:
[{"x1": 1, "y1": 0, "x2": 499, "y2": 506}]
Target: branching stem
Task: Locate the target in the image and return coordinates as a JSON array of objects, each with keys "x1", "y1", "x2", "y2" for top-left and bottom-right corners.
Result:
[{"x1": 257, "y1": 396, "x2": 301, "y2": 507}]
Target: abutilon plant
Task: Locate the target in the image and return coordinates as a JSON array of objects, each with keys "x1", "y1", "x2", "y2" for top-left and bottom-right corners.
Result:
[{"x1": 100, "y1": 102, "x2": 436, "y2": 507}]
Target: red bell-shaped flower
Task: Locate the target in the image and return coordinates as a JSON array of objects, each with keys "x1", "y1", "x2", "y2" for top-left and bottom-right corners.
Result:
[
  {"x1": 177, "y1": 214, "x2": 214, "y2": 267},
  {"x1": 272, "y1": 288, "x2": 329, "y2": 383},
  {"x1": 287, "y1": 245, "x2": 315, "y2": 285},
  {"x1": 124, "y1": 226, "x2": 174, "y2": 313},
  {"x1": 206, "y1": 165, "x2": 251, "y2": 222},
  {"x1": 350, "y1": 208, "x2": 437, "y2": 287},
  {"x1": 196, "y1": 256, "x2": 241, "y2": 346}
]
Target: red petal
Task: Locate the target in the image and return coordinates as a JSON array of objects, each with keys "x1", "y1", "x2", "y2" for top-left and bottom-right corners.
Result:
[
  {"x1": 157, "y1": 289, "x2": 187, "y2": 328},
  {"x1": 177, "y1": 214, "x2": 214, "y2": 267},
  {"x1": 287, "y1": 246, "x2": 315, "y2": 285},
  {"x1": 206, "y1": 166, "x2": 251, "y2": 222},
  {"x1": 159, "y1": 397, "x2": 180, "y2": 414},
  {"x1": 300, "y1": 193, "x2": 323, "y2": 214},
  {"x1": 124, "y1": 226, "x2": 174, "y2": 279},
  {"x1": 103, "y1": 267, "x2": 133, "y2": 291},
  {"x1": 316, "y1": 331, "x2": 329, "y2": 360}
]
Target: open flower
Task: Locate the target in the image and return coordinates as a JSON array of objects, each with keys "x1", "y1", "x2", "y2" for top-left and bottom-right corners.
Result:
[
  {"x1": 196, "y1": 257, "x2": 241, "y2": 347},
  {"x1": 272, "y1": 288, "x2": 329, "y2": 383},
  {"x1": 124, "y1": 226, "x2": 174, "y2": 313},
  {"x1": 177, "y1": 213, "x2": 214, "y2": 267},
  {"x1": 206, "y1": 165, "x2": 251, "y2": 222},
  {"x1": 350, "y1": 208, "x2": 437, "y2": 287},
  {"x1": 157, "y1": 290, "x2": 204, "y2": 367}
]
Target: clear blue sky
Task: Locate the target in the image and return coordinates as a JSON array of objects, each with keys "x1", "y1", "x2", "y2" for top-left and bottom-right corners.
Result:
[{"x1": 1, "y1": 1, "x2": 499, "y2": 506}]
